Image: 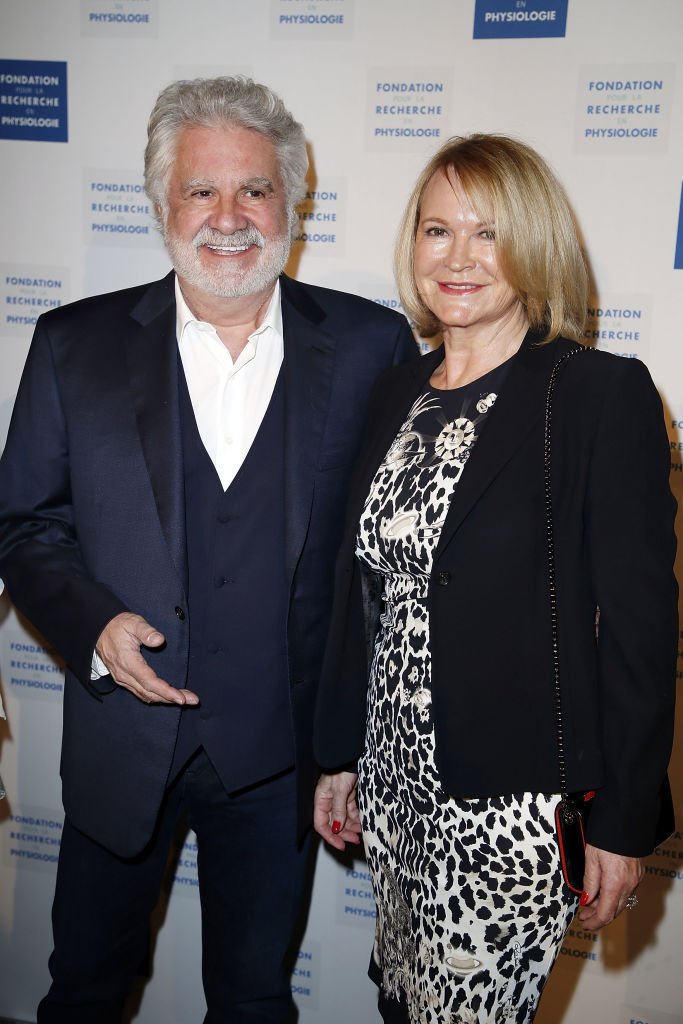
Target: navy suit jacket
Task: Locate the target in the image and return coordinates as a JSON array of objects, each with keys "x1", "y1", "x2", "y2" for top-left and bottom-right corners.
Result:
[
  {"x1": 0, "y1": 271, "x2": 417, "y2": 857},
  {"x1": 315, "y1": 335, "x2": 678, "y2": 857}
]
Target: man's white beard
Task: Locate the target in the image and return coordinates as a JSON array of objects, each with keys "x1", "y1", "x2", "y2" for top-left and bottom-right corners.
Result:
[{"x1": 163, "y1": 223, "x2": 291, "y2": 298}]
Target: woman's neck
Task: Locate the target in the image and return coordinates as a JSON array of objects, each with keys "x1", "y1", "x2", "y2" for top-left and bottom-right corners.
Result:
[{"x1": 432, "y1": 312, "x2": 529, "y2": 390}]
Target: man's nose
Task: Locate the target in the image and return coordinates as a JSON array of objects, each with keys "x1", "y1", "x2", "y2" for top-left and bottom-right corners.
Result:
[{"x1": 208, "y1": 193, "x2": 248, "y2": 233}]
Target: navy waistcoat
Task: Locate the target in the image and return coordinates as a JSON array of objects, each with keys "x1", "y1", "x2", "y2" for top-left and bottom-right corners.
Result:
[{"x1": 170, "y1": 360, "x2": 294, "y2": 790}]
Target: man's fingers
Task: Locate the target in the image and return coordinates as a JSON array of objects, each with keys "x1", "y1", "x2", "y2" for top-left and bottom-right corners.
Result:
[
  {"x1": 136, "y1": 624, "x2": 165, "y2": 649},
  {"x1": 120, "y1": 615, "x2": 165, "y2": 652},
  {"x1": 124, "y1": 656, "x2": 200, "y2": 705},
  {"x1": 115, "y1": 661, "x2": 180, "y2": 704},
  {"x1": 97, "y1": 612, "x2": 165, "y2": 662},
  {"x1": 95, "y1": 612, "x2": 196, "y2": 706}
]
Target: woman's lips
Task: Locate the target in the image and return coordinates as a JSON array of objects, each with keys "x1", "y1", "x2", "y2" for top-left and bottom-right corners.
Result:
[{"x1": 437, "y1": 281, "x2": 483, "y2": 294}]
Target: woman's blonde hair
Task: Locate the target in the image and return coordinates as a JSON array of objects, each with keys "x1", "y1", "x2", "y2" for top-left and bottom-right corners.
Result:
[{"x1": 394, "y1": 134, "x2": 588, "y2": 341}]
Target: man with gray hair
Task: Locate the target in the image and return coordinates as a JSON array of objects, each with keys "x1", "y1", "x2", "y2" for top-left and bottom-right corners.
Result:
[{"x1": 0, "y1": 77, "x2": 416, "y2": 1023}]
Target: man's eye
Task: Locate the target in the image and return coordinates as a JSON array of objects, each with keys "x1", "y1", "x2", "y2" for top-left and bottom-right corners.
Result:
[{"x1": 191, "y1": 190, "x2": 213, "y2": 199}]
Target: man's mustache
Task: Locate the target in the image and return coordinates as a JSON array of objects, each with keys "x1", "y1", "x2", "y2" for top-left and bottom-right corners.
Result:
[{"x1": 192, "y1": 226, "x2": 265, "y2": 249}]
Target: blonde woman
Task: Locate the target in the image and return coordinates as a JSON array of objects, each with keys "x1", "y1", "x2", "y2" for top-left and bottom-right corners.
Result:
[{"x1": 314, "y1": 135, "x2": 677, "y2": 1023}]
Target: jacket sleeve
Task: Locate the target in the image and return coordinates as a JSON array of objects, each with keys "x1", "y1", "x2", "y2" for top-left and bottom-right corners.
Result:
[
  {"x1": 314, "y1": 347, "x2": 419, "y2": 770},
  {"x1": 0, "y1": 317, "x2": 128, "y2": 690},
  {"x1": 585, "y1": 356, "x2": 678, "y2": 856}
]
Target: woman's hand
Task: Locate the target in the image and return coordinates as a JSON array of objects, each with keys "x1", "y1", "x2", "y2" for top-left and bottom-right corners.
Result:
[
  {"x1": 313, "y1": 771, "x2": 362, "y2": 852},
  {"x1": 577, "y1": 843, "x2": 644, "y2": 929}
]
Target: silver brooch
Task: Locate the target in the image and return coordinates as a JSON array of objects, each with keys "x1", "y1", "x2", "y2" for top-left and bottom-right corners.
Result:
[{"x1": 476, "y1": 392, "x2": 497, "y2": 415}]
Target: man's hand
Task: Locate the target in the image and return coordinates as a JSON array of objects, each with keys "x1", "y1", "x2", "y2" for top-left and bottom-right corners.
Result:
[
  {"x1": 313, "y1": 771, "x2": 362, "y2": 852},
  {"x1": 95, "y1": 612, "x2": 199, "y2": 706},
  {"x1": 577, "y1": 843, "x2": 644, "y2": 929}
]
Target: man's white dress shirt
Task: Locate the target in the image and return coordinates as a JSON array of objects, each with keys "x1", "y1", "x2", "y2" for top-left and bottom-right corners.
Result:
[{"x1": 175, "y1": 276, "x2": 284, "y2": 490}]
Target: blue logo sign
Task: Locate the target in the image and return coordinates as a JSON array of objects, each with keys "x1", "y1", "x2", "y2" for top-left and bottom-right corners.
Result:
[
  {"x1": 271, "y1": 0, "x2": 352, "y2": 39},
  {"x1": 576, "y1": 64, "x2": 674, "y2": 152},
  {"x1": 1, "y1": 265, "x2": 68, "y2": 334},
  {"x1": 474, "y1": 0, "x2": 568, "y2": 39},
  {"x1": 675, "y1": 183, "x2": 683, "y2": 270},
  {"x1": 81, "y1": 0, "x2": 158, "y2": 38},
  {"x1": 367, "y1": 68, "x2": 454, "y2": 150},
  {"x1": 584, "y1": 295, "x2": 651, "y2": 361},
  {"x1": 0, "y1": 60, "x2": 68, "y2": 142},
  {"x1": 2, "y1": 806, "x2": 63, "y2": 873},
  {"x1": 290, "y1": 943, "x2": 321, "y2": 1010},
  {"x1": 293, "y1": 184, "x2": 345, "y2": 253}
]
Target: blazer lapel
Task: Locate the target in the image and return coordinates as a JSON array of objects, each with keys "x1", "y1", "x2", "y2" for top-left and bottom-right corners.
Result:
[
  {"x1": 432, "y1": 335, "x2": 561, "y2": 560},
  {"x1": 124, "y1": 273, "x2": 188, "y2": 592},
  {"x1": 339, "y1": 331, "x2": 565, "y2": 561},
  {"x1": 280, "y1": 276, "x2": 337, "y2": 586}
]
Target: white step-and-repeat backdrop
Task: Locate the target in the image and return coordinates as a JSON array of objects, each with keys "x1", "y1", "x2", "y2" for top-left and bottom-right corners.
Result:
[{"x1": 1, "y1": 1, "x2": 682, "y2": 1022}]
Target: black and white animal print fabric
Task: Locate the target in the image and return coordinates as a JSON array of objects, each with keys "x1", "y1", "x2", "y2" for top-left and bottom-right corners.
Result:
[{"x1": 356, "y1": 373, "x2": 578, "y2": 1024}]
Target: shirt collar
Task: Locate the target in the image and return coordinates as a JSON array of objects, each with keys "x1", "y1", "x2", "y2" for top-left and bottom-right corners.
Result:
[{"x1": 174, "y1": 275, "x2": 282, "y2": 348}]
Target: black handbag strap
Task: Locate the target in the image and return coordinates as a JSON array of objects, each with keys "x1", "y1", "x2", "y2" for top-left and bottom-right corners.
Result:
[{"x1": 543, "y1": 345, "x2": 596, "y2": 806}]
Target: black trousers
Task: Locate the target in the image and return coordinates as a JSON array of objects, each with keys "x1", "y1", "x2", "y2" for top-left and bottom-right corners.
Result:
[{"x1": 37, "y1": 750, "x2": 311, "y2": 1024}]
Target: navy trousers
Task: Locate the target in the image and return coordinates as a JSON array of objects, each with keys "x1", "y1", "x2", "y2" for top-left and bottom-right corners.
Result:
[{"x1": 37, "y1": 750, "x2": 311, "y2": 1023}]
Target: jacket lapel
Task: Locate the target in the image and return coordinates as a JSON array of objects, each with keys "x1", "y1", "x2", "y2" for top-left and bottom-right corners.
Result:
[
  {"x1": 342, "y1": 332, "x2": 566, "y2": 560},
  {"x1": 280, "y1": 276, "x2": 337, "y2": 586},
  {"x1": 124, "y1": 273, "x2": 188, "y2": 592},
  {"x1": 432, "y1": 334, "x2": 563, "y2": 560}
]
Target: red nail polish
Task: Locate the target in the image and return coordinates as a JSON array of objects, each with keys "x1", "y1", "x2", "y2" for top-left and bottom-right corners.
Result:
[
  {"x1": 579, "y1": 891, "x2": 590, "y2": 906},
  {"x1": 331, "y1": 820, "x2": 342, "y2": 834}
]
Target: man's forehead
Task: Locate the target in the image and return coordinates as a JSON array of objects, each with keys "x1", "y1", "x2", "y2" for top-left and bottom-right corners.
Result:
[
  {"x1": 176, "y1": 121, "x2": 275, "y2": 151},
  {"x1": 172, "y1": 123, "x2": 281, "y2": 175}
]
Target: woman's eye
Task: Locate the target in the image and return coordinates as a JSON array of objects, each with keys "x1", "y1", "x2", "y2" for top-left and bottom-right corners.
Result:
[{"x1": 480, "y1": 229, "x2": 496, "y2": 240}]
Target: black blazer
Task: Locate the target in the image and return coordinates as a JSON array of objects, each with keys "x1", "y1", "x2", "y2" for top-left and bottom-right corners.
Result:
[
  {"x1": 315, "y1": 334, "x2": 678, "y2": 857},
  {"x1": 0, "y1": 272, "x2": 417, "y2": 857}
]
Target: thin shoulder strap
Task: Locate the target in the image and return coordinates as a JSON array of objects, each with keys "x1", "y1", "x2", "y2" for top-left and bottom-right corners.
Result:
[{"x1": 543, "y1": 346, "x2": 596, "y2": 799}]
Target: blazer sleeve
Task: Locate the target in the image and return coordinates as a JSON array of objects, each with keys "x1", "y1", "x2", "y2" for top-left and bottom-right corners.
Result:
[
  {"x1": 0, "y1": 317, "x2": 129, "y2": 689},
  {"x1": 585, "y1": 356, "x2": 678, "y2": 855},
  {"x1": 313, "y1": 362, "x2": 413, "y2": 770}
]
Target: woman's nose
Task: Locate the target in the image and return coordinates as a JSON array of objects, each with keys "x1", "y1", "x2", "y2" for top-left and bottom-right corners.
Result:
[{"x1": 443, "y1": 235, "x2": 474, "y2": 271}]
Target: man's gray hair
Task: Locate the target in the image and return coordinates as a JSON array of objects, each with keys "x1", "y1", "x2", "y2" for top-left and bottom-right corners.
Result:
[{"x1": 144, "y1": 76, "x2": 308, "y2": 223}]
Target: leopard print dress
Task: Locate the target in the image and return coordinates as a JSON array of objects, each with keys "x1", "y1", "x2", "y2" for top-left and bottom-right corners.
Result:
[{"x1": 356, "y1": 370, "x2": 578, "y2": 1024}]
